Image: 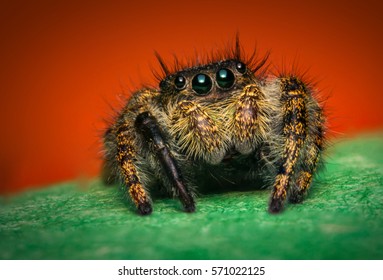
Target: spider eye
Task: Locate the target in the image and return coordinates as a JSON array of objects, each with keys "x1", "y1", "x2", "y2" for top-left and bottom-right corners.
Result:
[
  {"x1": 236, "y1": 62, "x2": 246, "y2": 74},
  {"x1": 159, "y1": 80, "x2": 166, "y2": 89},
  {"x1": 174, "y1": 75, "x2": 186, "y2": 89},
  {"x1": 216, "y1": 68, "x2": 235, "y2": 89},
  {"x1": 192, "y1": 74, "x2": 212, "y2": 95}
]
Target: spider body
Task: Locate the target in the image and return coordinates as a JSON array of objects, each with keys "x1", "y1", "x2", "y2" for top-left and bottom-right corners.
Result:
[{"x1": 103, "y1": 42, "x2": 325, "y2": 215}]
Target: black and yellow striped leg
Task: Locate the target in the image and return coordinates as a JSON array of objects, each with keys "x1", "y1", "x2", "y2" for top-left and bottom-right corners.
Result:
[
  {"x1": 269, "y1": 77, "x2": 308, "y2": 213},
  {"x1": 289, "y1": 112, "x2": 325, "y2": 203},
  {"x1": 135, "y1": 112, "x2": 196, "y2": 212},
  {"x1": 116, "y1": 124, "x2": 152, "y2": 215},
  {"x1": 289, "y1": 170, "x2": 313, "y2": 204}
]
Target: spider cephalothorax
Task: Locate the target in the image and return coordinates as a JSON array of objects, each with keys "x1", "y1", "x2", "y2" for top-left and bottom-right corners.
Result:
[{"x1": 102, "y1": 40, "x2": 326, "y2": 215}]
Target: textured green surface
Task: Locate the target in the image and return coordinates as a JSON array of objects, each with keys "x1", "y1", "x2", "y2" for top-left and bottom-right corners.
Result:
[{"x1": 1, "y1": 134, "x2": 383, "y2": 260}]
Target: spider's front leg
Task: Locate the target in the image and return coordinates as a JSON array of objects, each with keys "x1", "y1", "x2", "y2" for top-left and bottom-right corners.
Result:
[
  {"x1": 289, "y1": 109, "x2": 325, "y2": 203},
  {"x1": 135, "y1": 112, "x2": 196, "y2": 213},
  {"x1": 269, "y1": 77, "x2": 310, "y2": 213},
  {"x1": 115, "y1": 122, "x2": 153, "y2": 215}
]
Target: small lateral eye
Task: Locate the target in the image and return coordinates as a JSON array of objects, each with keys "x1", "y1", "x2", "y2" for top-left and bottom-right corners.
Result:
[
  {"x1": 174, "y1": 75, "x2": 186, "y2": 89},
  {"x1": 216, "y1": 68, "x2": 235, "y2": 89},
  {"x1": 236, "y1": 62, "x2": 246, "y2": 74},
  {"x1": 159, "y1": 80, "x2": 166, "y2": 89},
  {"x1": 192, "y1": 74, "x2": 212, "y2": 95}
]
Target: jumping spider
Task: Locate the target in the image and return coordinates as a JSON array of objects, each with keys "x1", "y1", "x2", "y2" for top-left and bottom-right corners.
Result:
[{"x1": 103, "y1": 40, "x2": 326, "y2": 215}]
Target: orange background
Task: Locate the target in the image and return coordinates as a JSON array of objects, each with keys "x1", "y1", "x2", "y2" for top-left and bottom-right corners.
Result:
[{"x1": 1, "y1": 0, "x2": 382, "y2": 194}]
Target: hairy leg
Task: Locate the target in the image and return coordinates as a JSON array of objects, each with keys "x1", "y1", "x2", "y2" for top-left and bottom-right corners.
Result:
[
  {"x1": 269, "y1": 77, "x2": 309, "y2": 213},
  {"x1": 135, "y1": 112, "x2": 195, "y2": 212},
  {"x1": 289, "y1": 110, "x2": 325, "y2": 203},
  {"x1": 116, "y1": 123, "x2": 153, "y2": 215}
]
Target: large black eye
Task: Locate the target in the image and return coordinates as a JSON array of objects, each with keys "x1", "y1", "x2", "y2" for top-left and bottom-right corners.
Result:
[
  {"x1": 174, "y1": 75, "x2": 186, "y2": 90},
  {"x1": 216, "y1": 68, "x2": 235, "y2": 89},
  {"x1": 192, "y1": 74, "x2": 212, "y2": 95},
  {"x1": 236, "y1": 62, "x2": 246, "y2": 74}
]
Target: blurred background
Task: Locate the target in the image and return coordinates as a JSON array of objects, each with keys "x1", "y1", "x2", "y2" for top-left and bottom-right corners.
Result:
[{"x1": 1, "y1": 0, "x2": 382, "y2": 194}]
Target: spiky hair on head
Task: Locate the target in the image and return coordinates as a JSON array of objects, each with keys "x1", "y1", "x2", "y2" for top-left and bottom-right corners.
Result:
[{"x1": 153, "y1": 35, "x2": 270, "y2": 84}]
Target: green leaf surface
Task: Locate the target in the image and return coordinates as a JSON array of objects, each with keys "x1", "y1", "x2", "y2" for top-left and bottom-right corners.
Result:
[{"x1": 1, "y1": 133, "x2": 383, "y2": 259}]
